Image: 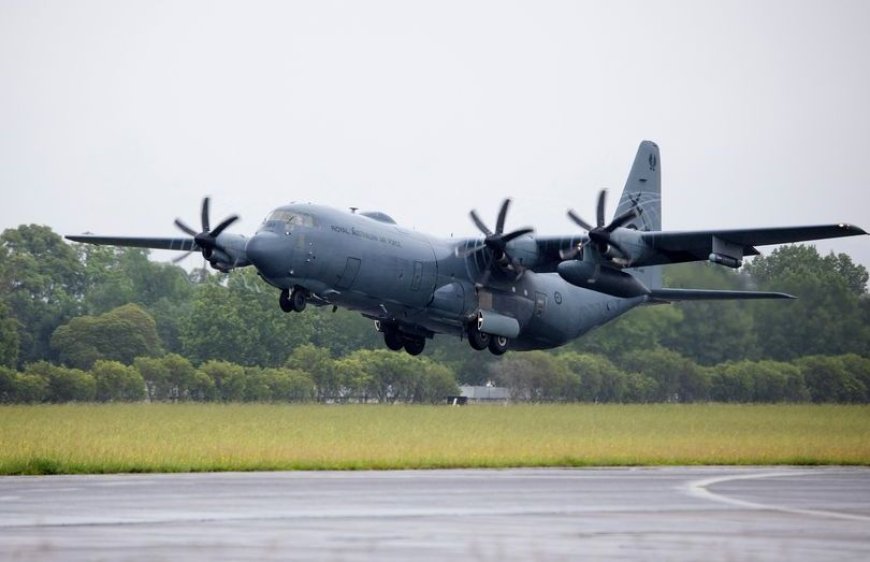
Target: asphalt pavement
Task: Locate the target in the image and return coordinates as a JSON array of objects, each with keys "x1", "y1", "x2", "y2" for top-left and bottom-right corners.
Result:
[{"x1": 1, "y1": 467, "x2": 868, "y2": 561}]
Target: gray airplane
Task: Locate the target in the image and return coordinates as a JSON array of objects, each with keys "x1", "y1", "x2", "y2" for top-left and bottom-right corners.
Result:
[{"x1": 67, "y1": 141, "x2": 867, "y2": 356}]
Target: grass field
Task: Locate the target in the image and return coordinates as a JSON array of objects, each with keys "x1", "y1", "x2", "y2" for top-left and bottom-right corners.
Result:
[{"x1": 1, "y1": 403, "x2": 868, "y2": 475}]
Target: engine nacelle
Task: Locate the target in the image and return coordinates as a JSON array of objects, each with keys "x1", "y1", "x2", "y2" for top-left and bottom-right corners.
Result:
[{"x1": 557, "y1": 260, "x2": 650, "y2": 298}]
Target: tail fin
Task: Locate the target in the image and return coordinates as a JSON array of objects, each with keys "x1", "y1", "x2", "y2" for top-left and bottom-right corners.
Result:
[{"x1": 617, "y1": 140, "x2": 662, "y2": 289}]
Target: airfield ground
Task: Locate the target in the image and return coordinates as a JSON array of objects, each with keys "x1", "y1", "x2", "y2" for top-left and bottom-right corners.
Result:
[{"x1": 1, "y1": 403, "x2": 868, "y2": 474}]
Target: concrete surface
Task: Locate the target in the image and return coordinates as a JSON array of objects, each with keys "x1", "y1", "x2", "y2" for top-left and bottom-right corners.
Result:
[{"x1": 1, "y1": 467, "x2": 868, "y2": 561}]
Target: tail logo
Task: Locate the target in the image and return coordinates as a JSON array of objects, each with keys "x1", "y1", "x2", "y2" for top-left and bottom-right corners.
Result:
[{"x1": 648, "y1": 153, "x2": 658, "y2": 172}]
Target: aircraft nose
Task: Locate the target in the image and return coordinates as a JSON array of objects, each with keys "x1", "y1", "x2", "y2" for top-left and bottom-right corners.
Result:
[{"x1": 245, "y1": 232, "x2": 290, "y2": 278}]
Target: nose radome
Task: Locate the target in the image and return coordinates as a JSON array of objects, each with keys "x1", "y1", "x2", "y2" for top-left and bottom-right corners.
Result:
[{"x1": 245, "y1": 232, "x2": 289, "y2": 278}]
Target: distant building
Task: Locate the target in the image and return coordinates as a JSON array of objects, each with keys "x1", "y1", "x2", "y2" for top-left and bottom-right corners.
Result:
[{"x1": 459, "y1": 385, "x2": 510, "y2": 403}]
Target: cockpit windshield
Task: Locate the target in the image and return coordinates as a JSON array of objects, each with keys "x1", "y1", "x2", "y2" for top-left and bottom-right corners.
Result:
[{"x1": 264, "y1": 209, "x2": 318, "y2": 229}]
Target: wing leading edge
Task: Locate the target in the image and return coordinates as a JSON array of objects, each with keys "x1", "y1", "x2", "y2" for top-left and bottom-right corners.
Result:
[
  {"x1": 65, "y1": 235, "x2": 198, "y2": 252},
  {"x1": 638, "y1": 223, "x2": 866, "y2": 267}
]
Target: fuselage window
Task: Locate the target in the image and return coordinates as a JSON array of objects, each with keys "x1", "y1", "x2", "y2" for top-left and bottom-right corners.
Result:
[{"x1": 264, "y1": 211, "x2": 318, "y2": 230}]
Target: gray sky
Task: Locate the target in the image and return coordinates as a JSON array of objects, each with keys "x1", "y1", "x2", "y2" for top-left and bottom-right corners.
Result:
[{"x1": 2, "y1": 0, "x2": 868, "y2": 269}]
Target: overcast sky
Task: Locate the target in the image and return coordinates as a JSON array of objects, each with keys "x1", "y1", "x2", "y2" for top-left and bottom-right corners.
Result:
[{"x1": 2, "y1": 0, "x2": 868, "y2": 269}]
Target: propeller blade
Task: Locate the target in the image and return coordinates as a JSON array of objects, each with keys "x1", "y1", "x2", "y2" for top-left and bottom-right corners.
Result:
[
  {"x1": 172, "y1": 251, "x2": 194, "y2": 264},
  {"x1": 495, "y1": 199, "x2": 511, "y2": 235},
  {"x1": 469, "y1": 210, "x2": 493, "y2": 237},
  {"x1": 559, "y1": 244, "x2": 581, "y2": 260},
  {"x1": 210, "y1": 214, "x2": 239, "y2": 238},
  {"x1": 201, "y1": 197, "x2": 211, "y2": 232},
  {"x1": 607, "y1": 208, "x2": 639, "y2": 232},
  {"x1": 454, "y1": 241, "x2": 487, "y2": 258},
  {"x1": 567, "y1": 210, "x2": 594, "y2": 232},
  {"x1": 499, "y1": 227, "x2": 534, "y2": 244},
  {"x1": 596, "y1": 189, "x2": 607, "y2": 228},
  {"x1": 174, "y1": 219, "x2": 197, "y2": 236}
]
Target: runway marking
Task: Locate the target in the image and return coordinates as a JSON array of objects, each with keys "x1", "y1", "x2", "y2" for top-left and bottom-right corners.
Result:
[{"x1": 684, "y1": 469, "x2": 870, "y2": 523}]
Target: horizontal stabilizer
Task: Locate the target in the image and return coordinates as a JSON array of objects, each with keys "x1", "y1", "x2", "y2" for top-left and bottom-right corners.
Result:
[{"x1": 648, "y1": 288, "x2": 795, "y2": 302}]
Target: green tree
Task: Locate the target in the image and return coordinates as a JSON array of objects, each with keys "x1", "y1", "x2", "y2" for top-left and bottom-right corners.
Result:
[
  {"x1": 0, "y1": 366, "x2": 14, "y2": 402},
  {"x1": 25, "y1": 361, "x2": 95, "y2": 402},
  {"x1": 557, "y1": 352, "x2": 626, "y2": 402},
  {"x1": 11, "y1": 372, "x2": 48, "y2": 403},
  {"x1": 181, "y1": 270, "x2": 313, "y2": 367},
  {"x1": 51, "y1": 304, "x2": 162, "y2": 369},
  {"x1": 744, "y1": 246, "x2": 869, "y2": 360},
  {"x1": 411, "y1": 361, "x2": 460, "y2": 403},
  {"x1": 0, "y1": 225, "x2": 84, "y2": 366},
  {"x1": 341, "y1": 349, "x2": 456, "y2": 403},
  {"x1": 797, "y1": 355, "x2": 866, "y2": 403},
  {"x1": 492, "y1": 351, "x2": 574, "y2": 402},
  {"x1": 335, "y1": 355, "x2": 373, "y2": 402},
  {"x1": 286, "y1": 344, "x2": 339, "y2": 401},
  {"x1": 661, "y1": 263, "x2": 760, "y2": 364},
  {"x1": 709, "y1": 362, "x2": 754, "y2": 402},
  {"x1": 840, "y1": 354, "x2": 870, "y2": 403},
  {"x1": 0, "y1": 303, "x2": 21, "y2": 368},
  {"x1": 199, "y1": 360, "x2": 247, "y2": 401},
  {"x1": 91, "y1": 360, "x2": 146, "y2": 401},
  {"x1": 618, "y1": 348, "x2": 708, "y2": 402},
  {"x1": 751, "y1": 360, "x2": 809, "y2": 402},
  {"x1": 572, "y1": 305, "x2": 683, "y2": 359},
  {"x1": 266, "y1": 367, "x2": 316, "y2": 402},
  {"x1": 133, "y1": 353, "x2": 197, "y2": 401}
]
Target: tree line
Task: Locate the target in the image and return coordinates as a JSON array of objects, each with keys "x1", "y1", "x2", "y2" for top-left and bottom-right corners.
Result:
[
  {"x1": 0, "y1": 224, "x2": 868, "y2": 403},
  {"x1": 1, "y1": 346, "x2": 866, "y2": 405},
  {"x1": 0, "y1": 345, "x2": 458, "y2": 404}
]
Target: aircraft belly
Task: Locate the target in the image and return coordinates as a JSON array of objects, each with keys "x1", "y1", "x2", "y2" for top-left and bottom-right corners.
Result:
[{"x1": 512, "y1": 275, "x2": 644, "y2": 350}]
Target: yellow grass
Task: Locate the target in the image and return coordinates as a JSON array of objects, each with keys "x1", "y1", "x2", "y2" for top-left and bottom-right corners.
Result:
[{"x1": 0, "y1": 403, "x2": 868, "y2": 474}]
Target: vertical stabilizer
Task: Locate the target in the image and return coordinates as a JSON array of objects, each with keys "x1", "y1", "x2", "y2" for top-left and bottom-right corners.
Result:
[{"x1": 617, "y1": 140, "x2": 662, "y2": 289}]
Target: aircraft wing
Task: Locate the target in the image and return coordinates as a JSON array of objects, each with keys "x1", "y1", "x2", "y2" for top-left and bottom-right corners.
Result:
[
  {"x1": 65, "y1": 235, "x2": 198, "y2": 252},
  {"x1": 637, "y1": 223, "x2": 866, "y2": 266}
]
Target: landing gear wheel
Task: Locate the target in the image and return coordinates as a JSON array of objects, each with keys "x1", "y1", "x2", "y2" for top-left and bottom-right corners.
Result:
[
  {"x1": 383, "y1": 328, "x2": 404, "y2": 351},
  {"x1": 279, "y1": 289, "x2": 293, "y2": 313},
  {"x1": 488, "y1": 335, "x2": 509, "y2": 356},
  {"x1": 467, "y1": 322, "x2": 490, "y2": 351},
  {"x1": 290, "y1": 287, "x2": 306, "y2": 312},
  {"x1": 403, "y1": 336, "x2": 425, "y2": 356}
]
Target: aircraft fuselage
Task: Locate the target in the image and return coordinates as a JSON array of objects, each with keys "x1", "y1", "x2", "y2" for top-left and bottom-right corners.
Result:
[{"x1": 246, "y1": 203, "x2": 639, "y2": 351}]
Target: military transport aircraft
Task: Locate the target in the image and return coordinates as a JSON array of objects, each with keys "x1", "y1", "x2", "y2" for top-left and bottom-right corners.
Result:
[{"x1": 67, "y1": 141, "x2": 866, "y2": 356}]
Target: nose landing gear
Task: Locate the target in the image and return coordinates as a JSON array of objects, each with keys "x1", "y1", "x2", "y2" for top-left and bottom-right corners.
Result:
[{"x1": 279, "y1": 287, "x2": 307, "y2": 313}]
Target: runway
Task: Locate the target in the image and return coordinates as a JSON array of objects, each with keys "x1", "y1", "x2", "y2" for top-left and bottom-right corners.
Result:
[{"x1": 1, "y1": 467, "x2": 868, "y2": 561}]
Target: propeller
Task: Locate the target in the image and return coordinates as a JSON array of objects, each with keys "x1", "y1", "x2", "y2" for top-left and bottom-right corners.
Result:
[
  {"x1": 457, "y1": 199, "x2": 533, "y2": 284},
  {"x1": 563, "y1": 189, "x2": 638, "y2": 261},
  {"x1": 172, "y1": 197, "x2": 239, "y2": 264}
]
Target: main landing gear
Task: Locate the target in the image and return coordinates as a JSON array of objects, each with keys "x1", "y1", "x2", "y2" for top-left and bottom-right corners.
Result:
[
  {"x1": 467, "y1": 321, "x2": 509, "y2": 355},
  {"x1": 380, "y1": 323, "x2": 427, "y2": 356},
  {"x1": 279, "y1": 287, "x2": 307, "y2": 313}
]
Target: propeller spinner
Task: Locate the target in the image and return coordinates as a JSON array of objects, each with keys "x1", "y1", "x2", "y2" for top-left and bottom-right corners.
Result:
[
  {"x1": 457, "y1": 199, "x2": 534, "y2": 284},
  {"x1": 563, "y1": 189, "x2": 638, "y2": 261},
  {"x1": 172, "y1": 197, "x2": 239, "y2": 264}
]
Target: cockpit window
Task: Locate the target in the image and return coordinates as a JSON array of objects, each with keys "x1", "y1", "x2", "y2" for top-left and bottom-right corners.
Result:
[{"x1": 264, "y1": 210, "x2": 318, "y2": 229}]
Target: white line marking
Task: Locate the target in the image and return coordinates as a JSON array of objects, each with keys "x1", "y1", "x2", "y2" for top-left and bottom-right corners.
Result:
[{"x1": 684, "y1": 470, "x2": 870, "y2": 522}]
